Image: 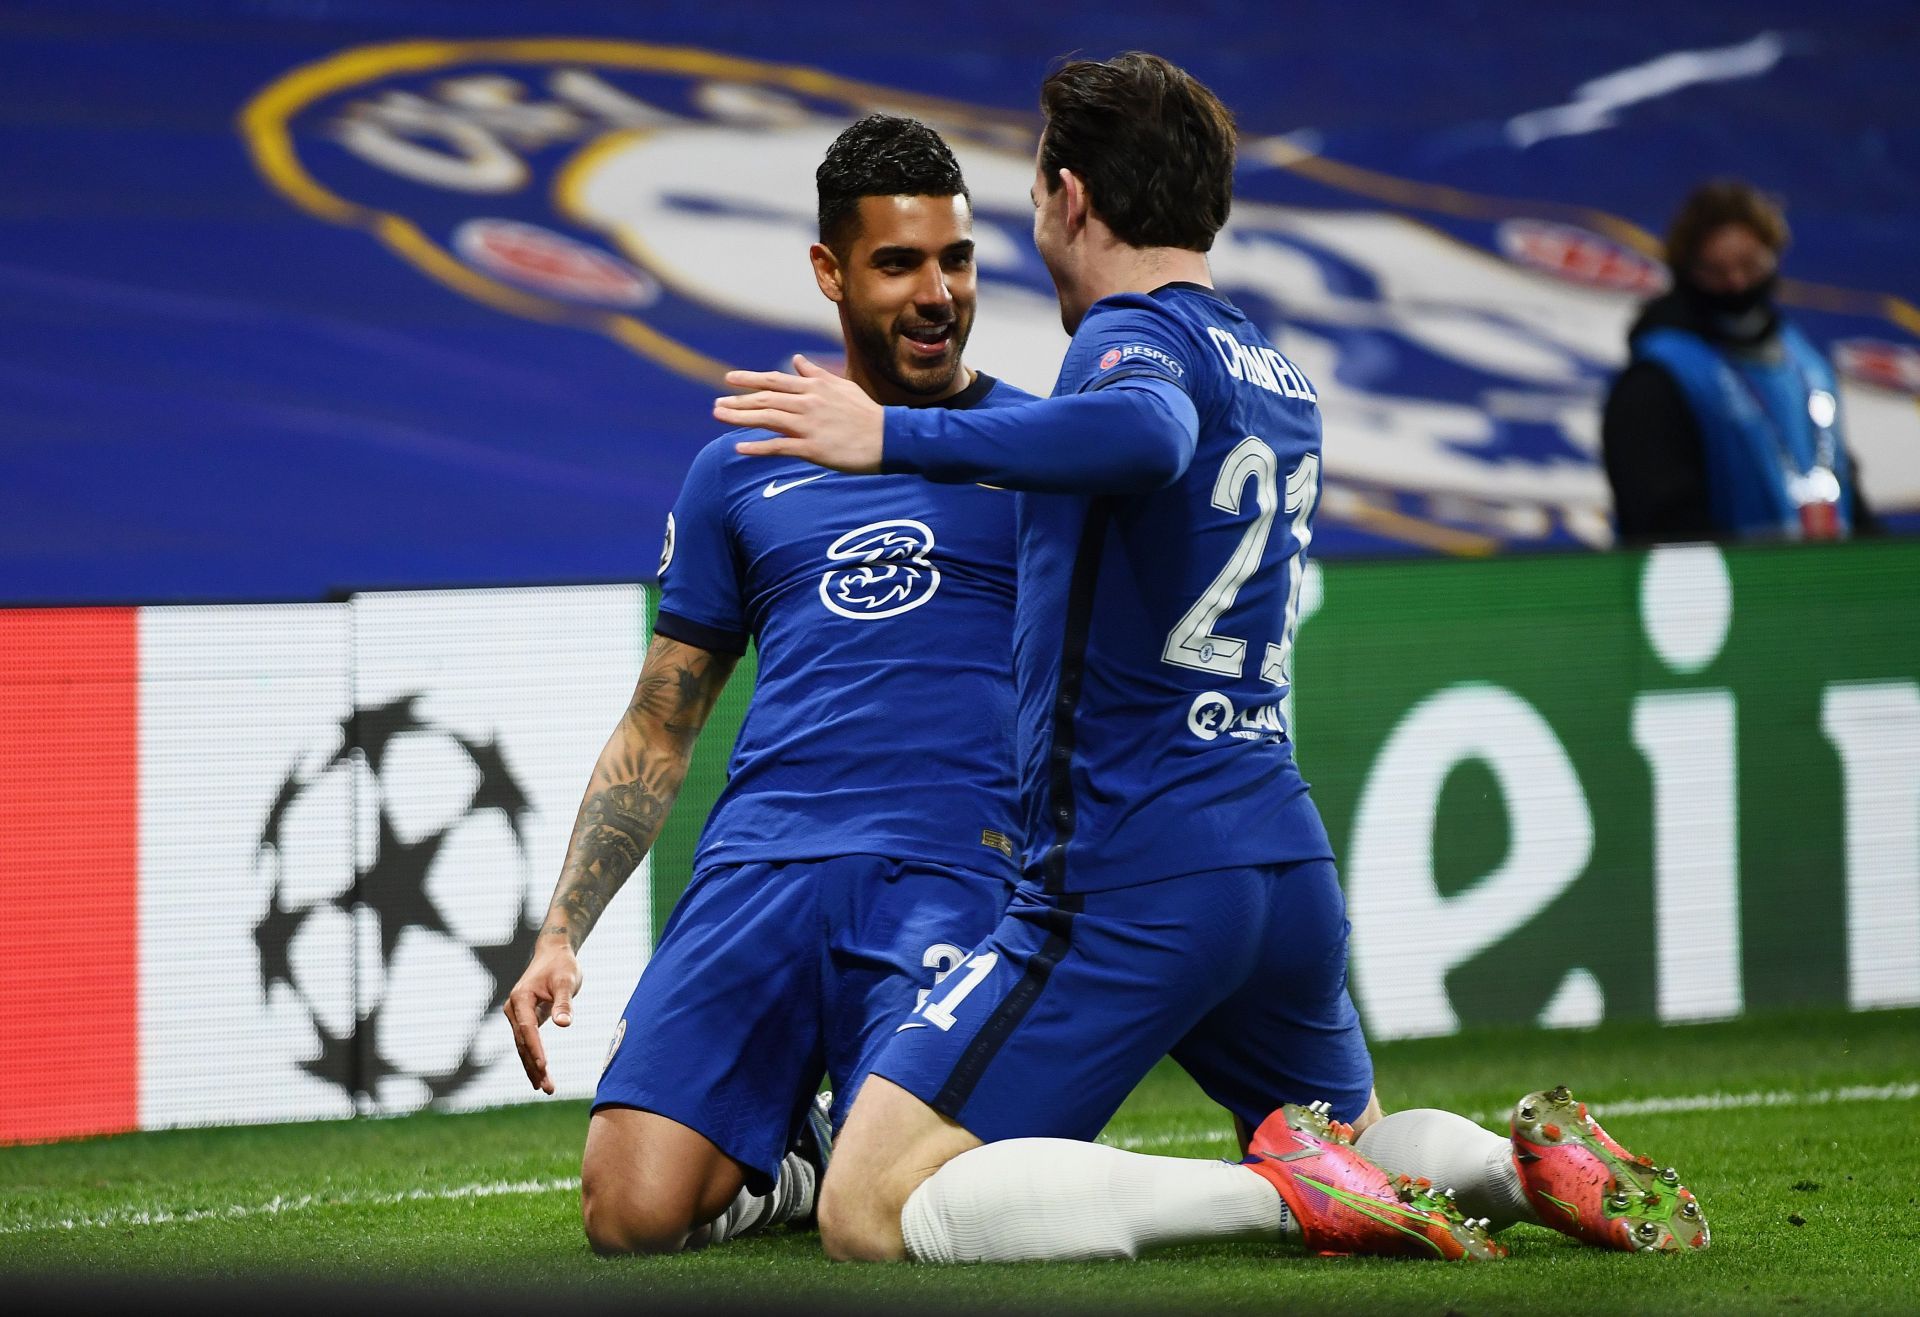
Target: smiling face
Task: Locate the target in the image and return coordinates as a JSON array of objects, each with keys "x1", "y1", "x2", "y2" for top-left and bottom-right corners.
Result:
[{"x1": 821, "y1": 193, "x2": 977, "y2": 402}]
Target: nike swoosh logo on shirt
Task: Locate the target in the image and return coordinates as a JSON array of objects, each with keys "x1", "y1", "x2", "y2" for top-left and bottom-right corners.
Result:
[
  {"x1": 763, "y1": 472, "x2": 830, "y2": 498},
  {"x1": 893, "y1": 1020, "x2": 929, "y2": 1033}
]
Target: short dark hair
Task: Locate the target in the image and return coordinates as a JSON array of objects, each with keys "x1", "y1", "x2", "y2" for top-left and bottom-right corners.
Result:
[
  {"x1": 1038, "y1": 52, "x2": 1236, "y2": 251},
  {"x1": 816, "y1": 114, "x2": 969, "y2": 253},
  {"x1": 1666, "y1": 179, "x2": 1791, "y2": 272}
]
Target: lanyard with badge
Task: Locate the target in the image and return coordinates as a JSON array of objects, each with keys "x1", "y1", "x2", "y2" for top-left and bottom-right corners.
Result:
[{"x1": 1723, "y1": 357, "x2": 1843, "y2": 540}]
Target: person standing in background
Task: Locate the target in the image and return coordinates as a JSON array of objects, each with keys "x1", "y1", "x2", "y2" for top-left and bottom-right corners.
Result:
[{"x1": 1602, "y1": 179, "x2": 1878, "y2": 545}]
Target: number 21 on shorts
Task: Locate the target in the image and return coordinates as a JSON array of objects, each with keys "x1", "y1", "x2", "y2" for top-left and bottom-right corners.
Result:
[{"x1": 901, "y1": 951, "x2": 998, "y2": 1032}]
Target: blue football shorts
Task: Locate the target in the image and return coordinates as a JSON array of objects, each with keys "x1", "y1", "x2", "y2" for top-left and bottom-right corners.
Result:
[
  {"x1": 595, "y1": 854, "x2": 1011, "y2": 1190},
  {"x1": 872, "y1": 858, "x2": 1374, "y2": 1142}
]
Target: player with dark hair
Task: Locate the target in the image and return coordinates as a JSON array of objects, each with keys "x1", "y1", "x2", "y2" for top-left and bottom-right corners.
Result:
[
  {"x1": 716, "y1": 54, "x2": 1706, "y2": 1264},
  {"x1": 505, "y1": 113, "x2": 1033, "y2": 1255},
  {"x1": 814, "y1": 113, "x2": 977, "y2": 397}
]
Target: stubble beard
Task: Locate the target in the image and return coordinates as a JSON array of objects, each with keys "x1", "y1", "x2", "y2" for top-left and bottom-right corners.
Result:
[{"x1": 849, "y1": 310, "x2": 971, "y2": 399}]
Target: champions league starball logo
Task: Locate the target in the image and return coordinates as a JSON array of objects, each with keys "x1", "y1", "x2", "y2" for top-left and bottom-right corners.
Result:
[{"x1": 252, "y1": 695, "x2": 541, "y2": 1113}]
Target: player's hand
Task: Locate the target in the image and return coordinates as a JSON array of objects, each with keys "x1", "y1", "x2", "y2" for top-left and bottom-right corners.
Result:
[
  {"x1": 715, "y1": 354, "x2": 884, "y2": 474},
  {"x1": 504, "y1": 937, "x2": 583, "y2": 1096}
]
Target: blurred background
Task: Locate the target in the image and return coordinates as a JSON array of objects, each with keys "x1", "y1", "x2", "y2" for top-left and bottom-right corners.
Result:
[{"x1": 2, "y1": 1, "x2": 1916, "y2": 1145}]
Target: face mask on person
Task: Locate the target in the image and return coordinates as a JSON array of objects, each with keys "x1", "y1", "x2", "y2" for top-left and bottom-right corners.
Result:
[{"x1": 1680, "y1": 271, "x2": 1779, "y2": 319}]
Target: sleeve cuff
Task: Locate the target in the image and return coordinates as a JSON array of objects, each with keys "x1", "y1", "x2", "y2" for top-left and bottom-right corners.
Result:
[
  {"x1": 653, "y1": 609, "x2": 748, "y2": 657},
  {"x1": 879, "y1": 409, "x2": 926, "y2": 476}
]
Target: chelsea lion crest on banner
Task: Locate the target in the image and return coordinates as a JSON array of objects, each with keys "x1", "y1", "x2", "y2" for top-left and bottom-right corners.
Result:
[{"x1": 240, "y1": 40, "x2": 1037, "y2": 391}]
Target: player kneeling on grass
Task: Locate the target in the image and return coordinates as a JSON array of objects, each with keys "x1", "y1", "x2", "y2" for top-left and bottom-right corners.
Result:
[
  {"x1": 505, "y1": 114, "x2": 1036, "y2": 1255},
  {"x1": 717, "y1": 51, "x2": 1709, "y2": 1263}
]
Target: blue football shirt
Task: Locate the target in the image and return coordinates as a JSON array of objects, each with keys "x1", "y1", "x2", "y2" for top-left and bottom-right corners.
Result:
[
  {"x1": 656, "y1": 370, "x2": 1029, "y2": 877},
  {"x1": 884, "y1": 285, "x2": 1333, "y2": 891}
]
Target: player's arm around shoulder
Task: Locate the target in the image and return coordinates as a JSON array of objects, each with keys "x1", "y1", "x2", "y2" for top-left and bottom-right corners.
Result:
[
  {"x1": 504, "y1": 634, "x2": 739, "y2": 1093},
  {"x1": 1061, "y1": 299, "x2": 1206, "y2": 487}
]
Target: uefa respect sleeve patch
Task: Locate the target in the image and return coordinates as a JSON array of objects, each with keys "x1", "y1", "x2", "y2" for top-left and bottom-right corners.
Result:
[{"x1": 1097, "y1": 343, "x2": 1186, "y2": 378}]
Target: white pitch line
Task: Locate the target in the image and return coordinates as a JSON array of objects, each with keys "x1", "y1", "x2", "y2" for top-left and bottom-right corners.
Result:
[
  {"x1": 1102, "y1": 1127, "x2": 1236, "y2": 1152},
  {"x1": 0, "y1": 1174, "x2": 579, "y2": 1236},
  {"x1": 1508, "y1": 1080, "x2": 1920, "y2": 1124},
  {"x1": 7, "y1": 1081, "x2": 1917, "y2": 1235}
]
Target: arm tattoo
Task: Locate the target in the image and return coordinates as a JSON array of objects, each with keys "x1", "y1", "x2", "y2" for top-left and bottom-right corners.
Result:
[
  {"x1": 628, "y1": 661, "x2": 711, "y2": 757},
  {"x1": 543, "y1": 645, "x2": 734, "y2": 951}
]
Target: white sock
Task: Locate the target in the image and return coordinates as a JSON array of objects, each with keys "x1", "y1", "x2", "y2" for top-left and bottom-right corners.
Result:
[
  {"x1": 1354, "y1": 1108, "x2": 1536, "y2": 1230},
  {"x1": 900, "y1": 1138, "x2": 1294, "y2": 1263},
  {"x1": 702, "y1": 1150, "x2": 817, "y2": 1247}
]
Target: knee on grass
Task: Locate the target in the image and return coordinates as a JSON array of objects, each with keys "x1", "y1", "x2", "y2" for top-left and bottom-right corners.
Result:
[
  {"x1": 580, "y1": 1177, "x2": 710, "y2": 1255},
  {"x1": 817, "y1": 1175, "x2": 909, "y2": 1263}
]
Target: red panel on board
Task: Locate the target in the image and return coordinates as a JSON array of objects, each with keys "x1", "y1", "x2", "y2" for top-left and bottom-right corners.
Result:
[{"x1": 0, "y1": 609, "x2": 140, "y2": 1143}]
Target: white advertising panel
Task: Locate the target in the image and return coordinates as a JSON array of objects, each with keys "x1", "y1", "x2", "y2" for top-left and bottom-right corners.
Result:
[
  {"x1": 350, "y1": 585, "x2": 651, "y2": 1114},
  {"x1": 139, "y1": 604, "x2": 356, "y2": 1128},
  {"x1": 137, "y1": 587, "x2": 650, "y2": 1131}
]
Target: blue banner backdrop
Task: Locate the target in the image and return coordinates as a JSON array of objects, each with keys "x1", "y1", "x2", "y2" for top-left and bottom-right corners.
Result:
[{"x1": 3, "y1": 1, "x2": 1916, "y2": 603}]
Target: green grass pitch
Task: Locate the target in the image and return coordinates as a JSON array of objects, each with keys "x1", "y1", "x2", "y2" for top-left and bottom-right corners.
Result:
[{"x1": 6, "y1": 1008, "x2": 1917, "y2": 1313}]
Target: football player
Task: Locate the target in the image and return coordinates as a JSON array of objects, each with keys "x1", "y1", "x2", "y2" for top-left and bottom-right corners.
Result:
[
  {"x1": 505, "y1": 114, "x2": 1034, "y2": 1255},
  {"x1": 716, "y1": 53, "x2": 1706, "y2": 1263}
]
